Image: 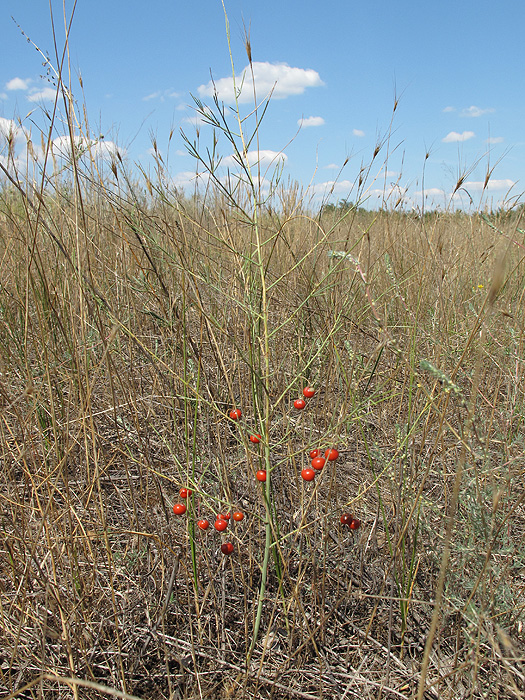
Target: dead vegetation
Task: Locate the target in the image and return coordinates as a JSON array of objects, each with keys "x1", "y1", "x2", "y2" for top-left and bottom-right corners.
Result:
[{"x1": 0, "y1": 161, "x2": 524, "y2": 700}]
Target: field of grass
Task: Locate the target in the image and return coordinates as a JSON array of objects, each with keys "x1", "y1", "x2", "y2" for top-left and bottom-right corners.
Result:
[{"x1": 1, "y1": 40, "x2": 525, "y2": 700}]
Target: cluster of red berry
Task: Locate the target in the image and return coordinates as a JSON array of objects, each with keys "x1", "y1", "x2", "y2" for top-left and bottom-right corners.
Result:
[
  {"x1": 301, "y1": 447, "x2": 339, "y2": 481},
  {"x1": 292, "y1": 388, "x2": 344, "y2": 486},
  {"x1": 340, "y1": 513, "x2": 361, "y2": 530},
  {"x1": 292, "y1": 385, "x2": 315, "y2": 410},
  {"x1": 172, "y1": 488, "x2": 244, "y2": 555},
  {"x1": 172, "y1": 487, "x2": 192, "y2": 515},
  {"x1": 173, "y1": 386, "x2": 361, "y2": 555}
]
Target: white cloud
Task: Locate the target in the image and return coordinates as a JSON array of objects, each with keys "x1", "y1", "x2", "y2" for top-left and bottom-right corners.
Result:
[
  {"x1": 312, "y1": 180, "x2": 407, "y2": 201},
  {"x1": 311, "y1": 179, "x2": 355, "y2": 196},
  {"x1": 6, "y1": 77, "x2": 30, "y2": 91},
  {"x1": 171, "y1": 167, "x2": 278, "y2": 196},
  {"x1": 371, "y1": 184, "x2": 409, "y2": 201},
  {"x1": 222, "y1": 149, "x2": 287, "y2": 169},
  {"x1": 91, "y1": 140, "x2": 121, "y2": 159},
  {"x1": 353, "y1": 129, "x2": 365, "y2": 137},
  {"x1": 28, "y1": 87, "x2": 58, "y2": 102},
  {"x1": 143, "y1": 89, "x2": 180, "y2": 102},
  {"x1": 486, "y1": 136, "x2": 504, "y2": 144},
  {"x1": 182, "y1": 110, "x2": 214, "y2": 127},
  {"x1": 409, "y1": 188, "x2": 446, "y2": 202},
  {"x1": 323, "y1": 163, "x2": 340, "y2": 170},
  {"x1": 171, "y1": 170, "x2": 211, "y2": 189},
  {"x1": 0, "y1": 123, "x2": 43, "y2": 176},
  {"x1": 298, "y1": 116, "x2": 325, "y2": 128},
  {"x1": 460, "y1": 105, "x2": 495, "y2": 118},
  {"x1": 0, "y1": 93, "x2": 7, "y2": 101},
  {"x1": 0, "y1": 117, "x2": 28, "y2": 143},
  {"x1": 198, "y1": 61, "x2": 324, "y2": 104},
  {"x1": 442, "y1": 106, "x2": 455, "y2": 113},
  {"x1": 368, "y1": 188, "x2": 389, "y2": 198},
  {"x1": 442, "y1": 131, "x2": 475, "y2": 143},
  {"x1": 463, "y1": 179, "x2": 515, "y2": 192},
  {"x1": 0, "y1": 117, "x2": 17, "y2": 139},
  {"x1": 51, "y1": 135, "x2": 82, "y2": 156},
  {"x1": 50, "y1": 135, "x2": 123, "y2": 161}
]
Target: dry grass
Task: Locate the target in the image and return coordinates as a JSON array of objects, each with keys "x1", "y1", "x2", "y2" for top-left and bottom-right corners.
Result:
[
  {"x1": 1, "y1": 22, "x2": 525, "y2": 698},
  {"x1": 0, "y1": 168, "x2": 524, "y2": 699}
]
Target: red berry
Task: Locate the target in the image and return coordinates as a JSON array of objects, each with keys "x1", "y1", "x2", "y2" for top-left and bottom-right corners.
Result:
[
  {"x1": 232, "y1": 511, "x2": 244, "y2": 521},
  {"x1": 340, "y1": 512, "x2": 352, "y2": 525},
  {"x1": 179, "y1": 487, "x2": 192, "y2": 498},
  {"x1": 309, "y1": 449, "x2": 322, "y2": 459},
  {"x1": 217, "y1": 512, "x2": 231, "y2": 520},
  {"x1": 173, "y1": 503, "x2": 187, "y2": 515},
  {"x1": 311, "y1": 457, "x2": 326, "y2": 470},
  {"x1": 294, "y1": 398, "x2": 306, "y2": 410},
  {"x1": 325, "y1": 448, "x2": 339, "y2": 461},
  {"x1": 229, "y1": 408, "x2": 242, "y2": 420},
  {"x1": 214, "y1": 518, "x2": 228, "y2": 532},
  {"x1": 256, "y1": 470, "x2": 267, "y2": 482},
  {"x1": 349, "y1": 517, "x2": 361, "y2": 530},
  {"x1": 197, "y1": 519, "x2": 210, "y2": 530},
  {"x1": 303, "y1": 387, "x2": 315, "y2": 398},
  {"x1": 249, "y1": 434, "x2": 262, "y2": 444},
  {"x1": 301, "y1": 468, "x2": 316, "y2": 481},
  {"x1": 221, "y1": 542, "x2": 234, "y2": 555}
]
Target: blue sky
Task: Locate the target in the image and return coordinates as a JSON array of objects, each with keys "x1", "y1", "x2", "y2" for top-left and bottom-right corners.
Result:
[{"x1": 1, "y1": 0, "x2": 524, "y2": 210}]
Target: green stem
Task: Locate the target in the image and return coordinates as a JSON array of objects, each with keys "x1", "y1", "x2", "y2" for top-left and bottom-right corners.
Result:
[{"x1": 248, "y1": 482, "x2": 272, "y2": 659}]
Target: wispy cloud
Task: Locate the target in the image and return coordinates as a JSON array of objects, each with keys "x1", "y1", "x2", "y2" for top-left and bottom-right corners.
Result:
[
  {"x1": 143, "y1": 89, "x2": 180, "y2": 102},
  {"x1": 366, "y1": 184, "x2": 410, "y2": 205},
  {"x1": 182, "y1": 109, "x2": 214, "y2": 127},
  {"x1": 171, "y1": 168, "x2": 276, "y2": 196},
  {"x1": 5, "y1": 79, "x2": 58, "y2": 103},
  {"x1": 442, "y1": 131, "x2": 475, "y2": 143},
  {"x1": 463, "y1": 179, "x2": 515, "y2": 192},
  {"x1": 460, "y1": 105, "x2": 495, "y2": 118},
  {"x1": 171, "y1": 170, "x2": 211, "y2": 189},
  {"x1": 421, "y1": 188, "x2": 446, "y2": 197},
  {"x1": 222, "y1": 149, "x2": 287, "y2": 169},
  {"x1": 6, "y1": 77, "x2": 30, "y2": 91},
  {"x1": 486, "y1": 136, "x2": 504, "y2": 144},
  {"x1": 323, "y1": 163, "x2": 340, "y2": 170},
  {"x1": 310, "y1": 179, "x2": 355, "y2": 196},
  {"x1": 28, "y1": 87, "x2": 58, "y2": 102},
  {"x1": 409, "y1": 188, "x2": 447, "y2": 207},
  {"x1": 298, "y1": 116, "x2": 325, "y2": 128},
  {"x1": 0, "y1": 93, "x2": 7, "y2": 101},
  {"x1": 353, "y1": 129, "x2": 365, "y2": 137},
  {"x1": 442, "y1": 106, "x2": 455, "y2": 113},
  {"x1": 198, "y1": 61, "x2": 324, "y2": 104}
]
